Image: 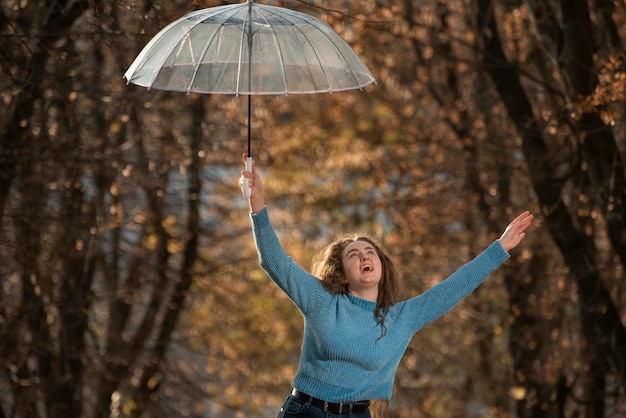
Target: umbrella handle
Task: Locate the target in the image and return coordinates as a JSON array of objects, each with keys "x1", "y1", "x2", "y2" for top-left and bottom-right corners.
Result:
[{"x1": 242, "y1": 157, "x2": 252, "y2": 200}]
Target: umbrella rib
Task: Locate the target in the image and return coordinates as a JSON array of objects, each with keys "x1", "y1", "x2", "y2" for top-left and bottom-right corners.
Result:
[
  {"x1": 281, "y1": 7, "x2": 376, "y2": 92},
  {"x1": 305, "y1": 21, "x2": 363, "y2": 91},
  {"x1": 262, "y1": 8, "x2": 357, "y2": 93},
  {"x1": 136, "y1": 9, "x2": 220, "y2": 88},
  {"x1": 187, "y1": 7, "x2": 243, "y2": 94},
  {"x1": 146, "y1": 23, "x2": 203, "y2": 87},
  {"x1": 234, "y1": 7, "x2": 250, "y2": 95},
  {"x1": 256, "y1": 9, "x2": 288, "y2": 93}
]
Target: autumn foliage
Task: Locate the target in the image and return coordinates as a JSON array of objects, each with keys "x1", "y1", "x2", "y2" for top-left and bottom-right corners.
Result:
[{"x1": 0, "y1": 1, "x2": 625, "y2": 417}]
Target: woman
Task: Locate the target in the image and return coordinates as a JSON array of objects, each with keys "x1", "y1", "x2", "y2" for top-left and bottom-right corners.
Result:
[{"x1": 239, "y1": 154, "x2": 534, "y2": 418}]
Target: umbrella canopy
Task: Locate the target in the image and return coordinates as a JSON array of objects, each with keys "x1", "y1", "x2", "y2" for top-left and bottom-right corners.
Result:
[
  {"x1": 124, "y1": 0, "x2": 376, "y2": 198},
  {"x1": 123, "y1": 0, "x2": 376, "y2": 95}
]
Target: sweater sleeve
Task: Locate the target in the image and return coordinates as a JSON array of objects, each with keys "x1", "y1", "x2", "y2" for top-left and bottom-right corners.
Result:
[
  {"x1": 401, "y1": 240, "x2": 509, "y2": 333},
  {"x1": 250, "y1": 207, "x2": 328, "y2": 315}
]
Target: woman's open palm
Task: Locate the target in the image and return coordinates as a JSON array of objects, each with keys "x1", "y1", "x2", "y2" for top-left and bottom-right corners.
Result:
[{"x1": 498, "y1": 211, "x2": 534, "y2": 252}]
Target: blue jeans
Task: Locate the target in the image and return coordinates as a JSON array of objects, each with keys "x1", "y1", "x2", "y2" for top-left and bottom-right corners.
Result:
[{"x1": 277, "y1": 394, "x2": 371, "y2": 418}]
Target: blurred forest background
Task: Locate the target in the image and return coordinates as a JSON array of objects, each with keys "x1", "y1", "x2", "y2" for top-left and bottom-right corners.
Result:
[{"x1": 1, "y1": 0, "x2": 625, "y2": 417}]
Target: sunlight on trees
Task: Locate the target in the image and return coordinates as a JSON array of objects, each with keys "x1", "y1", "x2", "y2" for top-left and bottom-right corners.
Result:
[{"x1": 1, "y1": 0, "x2": 625, "y2": 417}]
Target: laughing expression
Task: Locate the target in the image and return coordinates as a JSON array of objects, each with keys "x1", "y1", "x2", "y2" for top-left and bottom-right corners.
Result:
[{"x1": 341, "y1": 240, "x2": 383, "y2": 297}]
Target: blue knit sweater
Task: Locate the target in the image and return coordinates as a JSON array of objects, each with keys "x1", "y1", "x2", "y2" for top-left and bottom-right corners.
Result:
[{"x1": 251, "y1": 208, "x2": 509, "y2": 403}]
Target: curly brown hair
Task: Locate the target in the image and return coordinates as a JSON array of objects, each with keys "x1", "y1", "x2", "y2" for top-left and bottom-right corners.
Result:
[{"x1": 310, "y1": 233, "x2": 400, "y2": 337}]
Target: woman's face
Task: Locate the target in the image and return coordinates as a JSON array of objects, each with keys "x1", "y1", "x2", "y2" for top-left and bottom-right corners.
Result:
[{"x1": 341, "y1": 240, "x2": 382, "y2": 296}]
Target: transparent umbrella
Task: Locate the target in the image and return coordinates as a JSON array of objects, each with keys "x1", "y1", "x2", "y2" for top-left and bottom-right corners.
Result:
[{"x1": 124, "y1": 0, "x2": 375, "y2": 198}]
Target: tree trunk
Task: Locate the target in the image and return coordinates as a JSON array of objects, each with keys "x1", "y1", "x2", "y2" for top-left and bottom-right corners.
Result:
[{"x1": 477, "y1": 0, "x2": 625, "y2": 415}]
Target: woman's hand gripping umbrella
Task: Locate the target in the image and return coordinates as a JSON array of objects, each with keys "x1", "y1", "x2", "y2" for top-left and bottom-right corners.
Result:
[{"x1": 239, "y1": 154, "x2": 264, "y2": 213}]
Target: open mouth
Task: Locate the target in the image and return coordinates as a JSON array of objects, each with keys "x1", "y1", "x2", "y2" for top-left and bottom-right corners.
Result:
[{"x1": 361, "y1": 265, "x2": 373, "y2": 273}]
